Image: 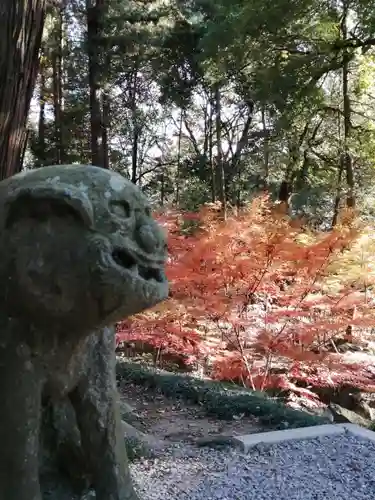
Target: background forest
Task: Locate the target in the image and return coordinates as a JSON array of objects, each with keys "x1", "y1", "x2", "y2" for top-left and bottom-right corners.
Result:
[
  {"x1": 11, "y1": 0, "x2": 375, "y2": 422},
  {"x1": 26, "y1": 0, "x2": 375, "y2": 225}
]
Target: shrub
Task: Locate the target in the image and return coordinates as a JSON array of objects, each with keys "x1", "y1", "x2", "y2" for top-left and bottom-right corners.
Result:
[{"x1": 117, "y1": 196, "x2": 375, "y2": 401}]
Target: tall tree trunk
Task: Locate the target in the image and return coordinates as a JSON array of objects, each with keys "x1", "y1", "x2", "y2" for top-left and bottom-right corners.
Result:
[
  {"x1": 160, "y1": 172, "x2": 165, "y2": 207},
  {"x1": 52, "y1": 5, "x2": 65, "y2": 164},
  {"x1": 37, "y1": 60, "x2": 47, "y2": 166},
  {"x1": 278, "y1": 143, "x2": 298, "y2": 208},
  {"x1": 175, "y1": 110, "x2": 183, "y2": 205},
  {"x1": 341, "y1": 1, "x2": 355, "y2": 209},
  {"x1": 228, "y1": 101, "x2": 254, "y2": 206},
  {"x1": 101, "y1": 90, "x2": 110, "y2": 170},
  {"x1": 338, "y1": 0, "x2": 355, "y2": 341},
  {"x1": 214, "y1": 85, "x2": 226, "y2": 219},
  {"x1": 131, "y1": 126, "x2": 139, "y2": 184},
  {"x1": 0, "y1": 0, "x2": 47, "y2": 179},
  {"x1": 86, "y1": 0, "x2": 104, "y2": 167},
  {"x1": 208, "y1": 95, "x2": 216, "y2": 203},
  {"x1": 261, "y1": 106, "x2": 269, "y2": 189},
  {"x1": 130, "y1": 68, "x2": 139, "y2": 184},
  {"x1": 332, "y1": 154, "x2": 345, "y2": 227}
]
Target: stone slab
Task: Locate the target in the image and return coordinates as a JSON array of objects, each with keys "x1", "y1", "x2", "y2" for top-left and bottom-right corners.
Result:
[
  {"x1": 233, "y1": 423, "x2": 349, "y2": 451},
  {"x1": 339, "y1": 423, "x2": 375, "y2": 443}
]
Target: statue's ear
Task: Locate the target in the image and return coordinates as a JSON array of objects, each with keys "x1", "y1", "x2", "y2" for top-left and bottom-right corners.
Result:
[{"x1": 4, "y1": 183, "x2": 94, "y2": 229}]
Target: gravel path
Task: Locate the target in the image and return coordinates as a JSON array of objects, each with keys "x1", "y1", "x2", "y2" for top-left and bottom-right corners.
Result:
[{"x1": 130, "y1": 431, "x2": 375, "y2": 500}]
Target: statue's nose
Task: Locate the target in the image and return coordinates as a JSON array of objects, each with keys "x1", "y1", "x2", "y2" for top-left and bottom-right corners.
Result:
[{"x1": 137, "y1": 223, "x2": 165, "y2": 254}]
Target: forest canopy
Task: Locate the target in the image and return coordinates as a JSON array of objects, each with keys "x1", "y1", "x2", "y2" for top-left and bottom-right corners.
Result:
[{"x1": 25, "y1": 0, "x2": 375, "y2": 227}]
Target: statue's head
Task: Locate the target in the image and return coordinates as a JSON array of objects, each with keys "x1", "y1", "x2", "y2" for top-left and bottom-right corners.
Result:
[{"x1": 0, "y1": 165, "x2": 168, "y2": 332}]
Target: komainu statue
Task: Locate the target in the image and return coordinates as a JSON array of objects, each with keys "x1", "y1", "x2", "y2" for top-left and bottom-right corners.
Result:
[{"x1": 0, "y1": 165, "x2": 168, "y2": 500}]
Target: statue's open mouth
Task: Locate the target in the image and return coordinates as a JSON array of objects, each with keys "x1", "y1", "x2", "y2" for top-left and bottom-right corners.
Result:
[{"x1": 111, "y1": 248, "x2": 165, "y2": 283}]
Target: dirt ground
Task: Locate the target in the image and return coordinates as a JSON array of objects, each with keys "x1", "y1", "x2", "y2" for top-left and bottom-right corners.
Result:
[{"x1": 117, "y1": 379, "x2": 267, "y2": 446}]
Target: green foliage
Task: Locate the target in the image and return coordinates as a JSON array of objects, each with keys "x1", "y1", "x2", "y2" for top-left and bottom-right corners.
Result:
[
  {"x1": 154, "y1": 19, "x2": 205, "y2": 107},
  {"x1": 26, "y1": 0, "x2": 375, "y2": 227},
  {"x1": 178, "y1": 178, "x2": 212, "y2": 211},
  {"x1": 116, "y1": 360, "x2": 329, "y2": 428}
]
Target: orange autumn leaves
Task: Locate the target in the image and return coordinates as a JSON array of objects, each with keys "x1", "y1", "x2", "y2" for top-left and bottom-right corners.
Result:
[{"x1": 117, "y1": 196, "x2": 375, "y2": 394}]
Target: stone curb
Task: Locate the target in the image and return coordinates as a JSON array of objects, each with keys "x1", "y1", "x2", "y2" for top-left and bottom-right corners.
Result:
[{"x1": 233, "y1": 423, "x2": 375, "y2": 452}]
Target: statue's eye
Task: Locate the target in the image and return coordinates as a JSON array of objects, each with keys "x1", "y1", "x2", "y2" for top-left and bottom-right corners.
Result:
[{"x1": 110, "y1": 201, "x2": 131, "y2": 218}]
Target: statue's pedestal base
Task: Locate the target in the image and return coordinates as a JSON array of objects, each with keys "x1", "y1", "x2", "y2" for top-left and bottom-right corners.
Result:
[{"x1": 41, "y1": 475, "x2": 94, "y2": 500}]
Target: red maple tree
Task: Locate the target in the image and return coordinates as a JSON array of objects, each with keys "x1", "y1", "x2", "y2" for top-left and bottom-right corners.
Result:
[{"x1": 117, "y1": 196, "x2": 375, "y2": 401}]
